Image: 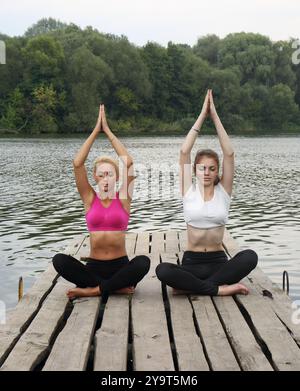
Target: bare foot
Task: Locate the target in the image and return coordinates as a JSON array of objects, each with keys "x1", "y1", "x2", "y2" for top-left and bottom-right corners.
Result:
[
  {"x1": 114, "y1": 286, "x2": 135, "y2": 294},
  {"x1": 66, "y1": 286, "x2": 101, "y2": 300},
  {"x1": 172, "y1": 288, "x2": 193, "y2": 295},
  {"x1": 217, "y1": 283, "x2": 249, "y2": 296}
]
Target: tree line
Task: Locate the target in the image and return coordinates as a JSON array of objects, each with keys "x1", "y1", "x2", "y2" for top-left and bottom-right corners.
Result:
[{"x1": 0, "y1": 17, "x2": 299, "y2": 135}]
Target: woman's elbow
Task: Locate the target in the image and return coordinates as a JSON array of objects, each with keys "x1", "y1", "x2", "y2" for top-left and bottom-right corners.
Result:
[
  {"x1": 126, "y1": 156, "x2": 134, "y2": 168},
  {"x1": 73, "y1": 159, "x2": 83, "y2": 168},
  {"x1": 180, "y1": 149, "x2": 189, "y2": 157}
]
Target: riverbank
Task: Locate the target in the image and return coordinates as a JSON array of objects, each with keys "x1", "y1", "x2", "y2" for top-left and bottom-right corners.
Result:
[{"x1": 1, "y1": 128, "x2": 300, "y2": 138}]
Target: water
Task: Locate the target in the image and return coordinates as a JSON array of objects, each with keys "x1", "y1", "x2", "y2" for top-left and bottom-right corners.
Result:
[{"x1": 0, "y1": 135, "x2": 299, "y2": 309}]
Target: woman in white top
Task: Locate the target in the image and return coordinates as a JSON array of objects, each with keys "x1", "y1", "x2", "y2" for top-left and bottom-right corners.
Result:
[{"x1": 156, "y1": 90, "x2": 258, "y2": 296}]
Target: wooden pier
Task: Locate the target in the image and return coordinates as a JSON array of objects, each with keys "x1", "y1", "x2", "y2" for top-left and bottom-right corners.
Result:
[{"x1": 0, "y1": 229, "x2": 300, "y2": 371}]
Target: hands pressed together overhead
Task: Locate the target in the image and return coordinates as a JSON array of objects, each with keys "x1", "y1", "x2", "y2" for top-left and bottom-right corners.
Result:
[
  {"x1": 201, "y1": 89, "x2": 218, "y2": 120},
  {"x1": 96, "y1": 104, "x2": 110, "y2": 133}
]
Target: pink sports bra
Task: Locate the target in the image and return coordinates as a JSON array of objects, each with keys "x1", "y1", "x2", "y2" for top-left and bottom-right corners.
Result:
[{"x1": 85, "y1": 191, "x2": 129, "y2": 231}]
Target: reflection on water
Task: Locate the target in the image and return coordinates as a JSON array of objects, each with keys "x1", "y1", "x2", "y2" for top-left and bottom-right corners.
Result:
[{"x1": 0, "y1": 135, "x2": 299, "y2": 308}]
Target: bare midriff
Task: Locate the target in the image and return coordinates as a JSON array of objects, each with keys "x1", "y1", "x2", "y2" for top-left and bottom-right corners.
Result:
[
  {"x1": 88, "y1": 231, "x2": 127, "y2": 260},
  {"x1": 186, "y1": 224, "x2": 225, "y2": 252}
]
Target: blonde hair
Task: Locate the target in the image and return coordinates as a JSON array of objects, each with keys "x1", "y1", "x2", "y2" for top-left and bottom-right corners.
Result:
[{"x1": 93, "y1": 156, "x2": 120, "y2": 181}]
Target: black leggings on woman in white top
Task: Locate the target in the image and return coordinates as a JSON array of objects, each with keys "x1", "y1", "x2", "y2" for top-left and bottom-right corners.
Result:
[{"x1": 156, "y1": 249, "x2": 258, "y2": 295}]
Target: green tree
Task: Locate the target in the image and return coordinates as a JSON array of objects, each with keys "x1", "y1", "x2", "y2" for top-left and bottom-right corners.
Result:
[
  {"x1": 141, "y1": 42, "x2": 171, "y2": 119},
  {"x1": 22, "y1": 35, "x2": 65, "y2": 91},
  {"x1": 24, "y1": 18, "x2": 68, "y2": 38},
  {"x1": 0, "y1": 88, "x2": 26, "y2": 130},
  {"x1": 30, "y1": 85, "x2": 58, "y2": 134},
  {"x1": 219, "y1": 33, "x2": 275, "y2": 85},
  {"x1": 64, "y1": 45, "x2": 113, "y2": 131},
  {"x1": 193, "y1": 34, "x2": 221, "y2": 65},
  {"x1": 267, "y1": 84, "x2": 299, "y2": 129}
]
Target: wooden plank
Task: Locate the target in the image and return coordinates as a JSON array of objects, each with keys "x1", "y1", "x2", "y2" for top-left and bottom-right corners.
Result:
[
  {"x1": 179, "y1": 247, "x2": 272, "y2": 370},
  {"x1": 165, "y1": 231, "x2": 179, "y2": 254},
  {"x1": 135, "y1": 232, "x2": 150, "y2": 255},
  {"x1": 93, "y1": 296, "x2": 129, "y2": 371},
  {"x1": 236, "y1": 282, "x2": 300, "y2": 371},
  {"x1": 0, "y1": 278, "x2": 74, "y2": 371},
  {"x1": 212, "y1": 296, "x2": 273, "y2": 370},
  {"x1": 0, "y1": 264, "x2": 58, "y2": 366},
  {"x1": 126, "y1": 232, "x2": 137, "y2": 256},
  {"x1": 77, "y1": 235, "x2": 91, "y2": 260},
  {"x1": 223, "y1": 228, "x2": 300, "y2": 345},
  {"x1": 93, "y1": 233, "x2": 139, "y2": 371},
  {"x1": 131, "y1": 253, "x2": 174, "y2": 371},
  {"x1": 0, "y1": 234, "x2": 86, "y2": 365},
  {"x1": 161, "y1": 253, "x2": 209, "y2": 371},
  {"x1": 191, "y1": 295, "x2": 240, "y2": 371},
  {"x1": 43, "y1": 297, "x2": 100, "y2": 371},
  {"x1": 176, "y1": 250, "x2": 240, "y2": 370},
  {"x1": 64, "y1": 234, "x2": 87, "y2": 258},
  {"x1": 222, "y1": 228, "x2": 239, "y2": 256},
  {"x1": 178, "y1": 230, "x2": 187, "y2": 252},
  {"x1": 248, "y1": 268, "x2": 300, "y2": 345},
  {"x1": 151, "y1": 231, "x2": 165, "y2": 254}
]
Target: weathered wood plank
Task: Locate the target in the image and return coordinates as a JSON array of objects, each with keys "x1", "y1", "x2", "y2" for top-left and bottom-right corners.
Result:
[
  {"x1": 222, "y1": 229, "x2": 300, "y2": 369},
  {"x1": 93, "y1": 296, "x2": 129, "y2": 371},
  {"x1": 212, "y1": 296, "x2": 273, "y2": 371},
  {"x1": 64, "y1": 234, "x2": 87, "y2": 258},
  {"x1": 190, "y1": 295, "x2": 240, "y2": 371},
  {"x1": 178, "y1": 230, "x2": 187, "y2": 252},
  {"x1": 175, "y1": 251, "x2": 240, "y2": 370},
  {"x1": 248, "y1": 268, "x2": 300, "y2": 345},
  {"x1": 126, "y1": 232, "x2": 137, "y2": 256},
  {"x1": 0, "y1": 234, "x2": 86, "y2": 366},
  {"x1": 131, "y1": 253, "x2": 174, "y2": 371},
  {"x1": 180, "y1": 245, "x2": 272, "y2": 370},
  {"x1": 0, "y1": 264, "x2": 58, "y2": 366},
  {"x1": 135, "y1": 232, "x2": 150, "y2": 255},
  {"x1": 43, "y1": 297, "x2": 100, "y2": 371},
  {"x1": 151, "y1": 231, "x2": 165, "y2": 254},
  {"x1": 151, "y1": 232, "x2": 165, "y2": 256},
  {"x1": 222, "y1": 228, "x2": 239, "y2": 256},
  {"x1": 165, "y1": 231, "x2": 179, "y2": 254},
  {"x1": 223, "y1": 228, "x2": 300, "y2": 345},
  {"x1": 77, "y1": 235, "x2": 91, "y2": 260},
  {"x1": 236, "y1": 282, "x2": 300, "y2": 371},
  {"x1": 0, "y1": 278, "x2": 74, "y2": 371},
  {"x1": 161, "y1": 253, "x2": 209, "y2": 371}
]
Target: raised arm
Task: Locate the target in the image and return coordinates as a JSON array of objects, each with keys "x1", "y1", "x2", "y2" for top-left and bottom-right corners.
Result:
[
  {"x1": 73, "y1": 105, "x2": 101, "y2": 205},
  {"x1": 101, "y1": 105, "x2": 135, "y2": 204},
  {"x1": 209, "y1": 89, "x2": 234, "y2": 196},
  {"x1": 180, "y1": 90, "x2": 210, "y2": 196}
]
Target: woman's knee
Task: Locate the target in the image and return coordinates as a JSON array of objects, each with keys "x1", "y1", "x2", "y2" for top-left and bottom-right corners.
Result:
[
  {"x1": 131, "y1": 255, "x2": 151, "y2": 274},
  {"x1": 52, "y1": 253, "x2": 71, "y2": 273},
  {"x1": 155, "y1": 263, "x2": 173, "y2": 281},
  {"x1": 239, "y1": 249, "x2": 258, "y2": 269}
]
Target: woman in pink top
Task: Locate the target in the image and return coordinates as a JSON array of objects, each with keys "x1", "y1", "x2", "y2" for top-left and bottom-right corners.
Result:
[{"x1": 52, "y1": 105, "x2": 150, "y2": 299}]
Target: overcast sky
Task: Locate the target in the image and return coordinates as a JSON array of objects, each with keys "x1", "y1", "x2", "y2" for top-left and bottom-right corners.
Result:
[{"x1": 0, "y1": 0, "x2": 299, "y2": 46}]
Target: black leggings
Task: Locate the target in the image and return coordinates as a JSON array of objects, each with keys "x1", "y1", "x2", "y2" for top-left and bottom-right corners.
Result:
[
  {"x1": 52, "y1": 253, "x2": 150, "y2": 295},
  {"x1": 156, "y1": 249, "x2": 258, "y2": 296}
]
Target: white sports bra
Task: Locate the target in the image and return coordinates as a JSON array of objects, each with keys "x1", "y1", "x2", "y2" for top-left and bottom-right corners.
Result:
[{"x1": 183, "y1": 182, "x2": 231, "y2": 229}]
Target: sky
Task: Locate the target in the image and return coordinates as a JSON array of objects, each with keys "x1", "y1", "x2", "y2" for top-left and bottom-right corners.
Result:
[{"x1": 0, "y1": 0, "x2": 299, "y2": 46}]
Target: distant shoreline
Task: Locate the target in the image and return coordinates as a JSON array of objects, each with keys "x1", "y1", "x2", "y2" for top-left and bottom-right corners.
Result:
[{"x1": 1, "y1": 130, "x2": 300, "y2": 138}]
